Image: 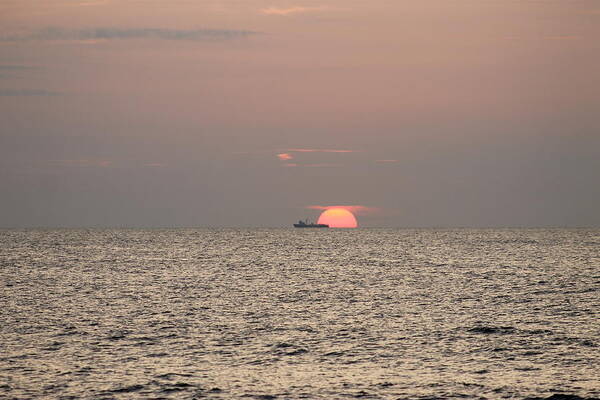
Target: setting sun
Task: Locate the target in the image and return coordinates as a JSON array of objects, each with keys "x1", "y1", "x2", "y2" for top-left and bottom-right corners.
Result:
[{"x1": 317, "y1": 208, "x2": 358, "y2": 228}]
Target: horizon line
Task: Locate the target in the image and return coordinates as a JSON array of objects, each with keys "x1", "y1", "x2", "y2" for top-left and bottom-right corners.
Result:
[{"x1": 0, "y1": 225, "x2": 597, "y2": 230}]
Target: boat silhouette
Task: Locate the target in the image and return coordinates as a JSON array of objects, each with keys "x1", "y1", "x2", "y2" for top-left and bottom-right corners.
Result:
[{"x1": 293, "y1": 219, "x2": 329, "y2": 228}]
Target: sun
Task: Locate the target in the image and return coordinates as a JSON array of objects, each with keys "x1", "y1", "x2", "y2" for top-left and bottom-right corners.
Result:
[{"x1": 317, "y1": 208, "x2": 358, "y2": 228}]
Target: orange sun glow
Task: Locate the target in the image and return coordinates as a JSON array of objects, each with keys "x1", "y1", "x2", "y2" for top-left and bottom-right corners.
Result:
[{"x1": 317, "y1": 208, "x2": 358, "y2": 228}]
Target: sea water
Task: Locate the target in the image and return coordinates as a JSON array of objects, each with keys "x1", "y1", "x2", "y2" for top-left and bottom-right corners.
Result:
[{"x1": 1, "y1": 228, "x2": 599, "y2": 399}]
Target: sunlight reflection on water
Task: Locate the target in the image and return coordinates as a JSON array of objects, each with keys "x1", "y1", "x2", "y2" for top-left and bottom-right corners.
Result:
[{"x1": 1, "y1": 228, "x2": 599, "y2": 399}]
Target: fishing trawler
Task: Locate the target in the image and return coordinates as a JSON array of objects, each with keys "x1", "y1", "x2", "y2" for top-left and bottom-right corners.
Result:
[{"x1": 293, "y1": 219, "x2": 329, "y2": 228}]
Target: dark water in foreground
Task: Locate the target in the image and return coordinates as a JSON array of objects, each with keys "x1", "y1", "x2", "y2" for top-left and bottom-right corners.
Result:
[{"x1": 1, "y1": 229, "x2": 599, "y2": 399}]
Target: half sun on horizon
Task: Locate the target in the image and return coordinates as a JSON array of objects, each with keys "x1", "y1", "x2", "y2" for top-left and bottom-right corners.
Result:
[
  {"x1": 317, "y1": 208, "x2": 358, "y2": 228},
  {"x1": 0, "y1": 1, "x2": 598, "y2": 399}
]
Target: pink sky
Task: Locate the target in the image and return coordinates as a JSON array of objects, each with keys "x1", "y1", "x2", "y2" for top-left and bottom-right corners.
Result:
[{"x1": 0, "y1": 1, "x2": 599, "y2": 227}]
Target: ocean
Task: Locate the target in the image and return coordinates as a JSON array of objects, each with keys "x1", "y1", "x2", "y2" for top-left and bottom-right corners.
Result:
[{"x1": 1, "y1": 228, "x2": 599, "y2": 399}]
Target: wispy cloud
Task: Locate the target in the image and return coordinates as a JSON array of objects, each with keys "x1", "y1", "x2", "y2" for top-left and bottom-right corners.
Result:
[
  {"x1": 544, "y1": 35, "x2": 581, "y2": 40},
  {"x1": 275, "y1": 148, "x2": 356, "y2": 166},
  {"x1": 285, "y1": 163, "x2": 340, "y2": 168},
  {"x1": 0, "y1": 27, "x2": 258, "y2": 43},
  {"x1": 261, "y1": 6, "x2": 328, "y2": 16},
  {"x1": 49, "y1": 159, "x2": 111, "y2": 167},
  {"x1": 282, "y1": 148, "x2": 357, "y2": 153},
  {"x1": 375, "y1": 159, "x2": 399, "y2": 163},
  {"x1": 307, "y1": 205, "x2": 380, "y2": 215},
  {"x1": 0, "y1": 89, "x2": 60, "y2": 96},
  {"x1": 51, "y1": 0, "x2": 111, "y2": 6},
  {"x1": 0, "y1": 65, "x2": 37, "y2": 71},
  {"x1": 0, "y1": 65, "x2": 39, "y2": 79},
  {"x1": 69, "y1": 0, "x2": 110, "y2": 6},
  {"x1": 304, "y1": 163, "x2": 340, "y2": 167},
  {"x1": 503, "y1": 35, "x2": 582, "y2": 41},
  {"x1": 277, "y1": 153, "x2": 294, "y2": 161}
]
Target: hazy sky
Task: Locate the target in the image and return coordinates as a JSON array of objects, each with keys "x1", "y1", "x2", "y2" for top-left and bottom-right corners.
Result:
[{"x1": 1, "y1": 0, "x2": 599, "y2": 227}]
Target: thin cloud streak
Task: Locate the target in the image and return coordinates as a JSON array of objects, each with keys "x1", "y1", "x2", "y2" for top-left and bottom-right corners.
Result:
[
  {"x1": 544, "y1": 35, "x2": 581, "y2": 40},
  {"x1": 49, "y1": 159, "x2": 111, "y2": 167},
  {"x1": 284, "y1": 163, "x2": 340, "y2": 168},
  {"x1": 53, "y1": 0, "x2": 111, "y2": 6},
  {"x1": 376, "y1": 159, "x2": 399, "y2": 163},
  {"x1": 302, "y1": 163, "x2": 340, "y2": 167},
  {"x1": 0, "y1": 89, "x2": 60, "y2": 96},
  {"x1": 1, "y1": 27, "x2": 258, "y2": 43},
  {"x1": 276, "y1": 148, "x2": 356, "y2": 166},
  {"x1": 261, "y1": 6, "x2": 327, "y2": 16},
  {"x1": 307, "y1": 205, "x2": 380, "y2": 216},
  {"x1": 283, "y1": 148, "x2": 357, "y2": 153},
  {"x1": 503, "y1": 35, "x2": 583, "y2": 41},
  {"x1": 277, "y1": 153, "x2": 294, "y2": 161},
  {"x1": 70, "y1": 0, "x2": 110, "y2": 6},
  {"x1": 0, "y1": 65, "x2": 37, "y2": 71}
]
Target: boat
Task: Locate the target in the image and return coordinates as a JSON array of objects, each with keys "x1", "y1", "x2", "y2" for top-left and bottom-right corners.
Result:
[{"x1": 293, "y1": 219, "x2": 329, "y2": 228}]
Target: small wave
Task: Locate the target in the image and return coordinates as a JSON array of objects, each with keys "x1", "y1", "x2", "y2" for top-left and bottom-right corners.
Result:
[
  {"x1": 132, "y1": 335, "x2": 158, "y2": 342},
  {"x1": 245, "y1": 359, "x2": 266, "y2": 365},
  {"x1": 243, "y1": 395, "x2": 277, "y2": 400},
  {"x1": 524, "y1": 394, "x2": 598, "y2": 400},
  {"x1": 283, "y1": 348, "x2": 307, "y2": 356},
  {"x1": 564, "y1": 287, "x2": 598, "y2": 294},
  {"x1": 75, "y1": 367, "x2": 93, "y2": 375},
  {"x1": 553, "y1": 337, "x2": 597, "y2": 348},
  {"x1": 522, "y1": 329, "x2": 553, "y2": 335},
  {"x1": 42, "y1": 341, "x2": 64, "y2": 351},
  {"x1": 323, "y1": 351, "x2": 345, "y2": 357},
  {"x1": 468, "y1": 326, "x2": 516, "y2": 334},
  {"x1": 273, "y1": 342, "x2": 293, "y2": 348},
  {"x1": 145, "y1": 352, "x2": 168, "y2": 358},
  {"x1": 271, "y1": 342, "x2": 308, "y2": 356},
  {"x1": 515, "y1": 366, "x2": 541, "y2": 371},
  {"x1": 107, "y1": 330, "x2": 128, "y2": 340},
  {"x1": 160, "y1": 382, "x2": 194, "y2": 393},
  {"x1": 491, "y1": 347, "x2": 510, "y2": 352},
  {"x1": 55, "y1": 330, "x2": 81, "y2": 337},
  {"x1": 155, "y1": 372, "x2": 193, "y2": 380},
  {"x1": 110, "y1": 384, "x2": 144, "y2": 393}
]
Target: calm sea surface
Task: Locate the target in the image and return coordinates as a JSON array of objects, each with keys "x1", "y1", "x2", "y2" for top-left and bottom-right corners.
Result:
[{"x1": 1, "y1": 229, "x2": 599, "y2": 399}]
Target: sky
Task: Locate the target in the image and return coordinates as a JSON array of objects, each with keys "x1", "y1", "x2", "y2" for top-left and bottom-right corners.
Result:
[{"x1": 0, "y1": 0, "x2": 599, "y2": 228}]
